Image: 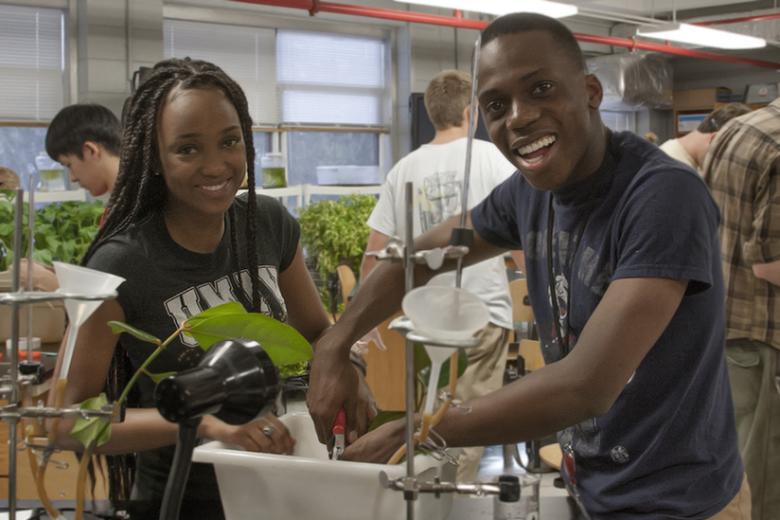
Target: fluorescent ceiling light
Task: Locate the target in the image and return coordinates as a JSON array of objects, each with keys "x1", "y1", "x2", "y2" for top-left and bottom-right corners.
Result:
[
  {"x1": 393, "y1": 0, "x2": 578, "y2": 18},
  {"x1": 637, "y1": 23, "x2": 766, "y2": 50}
]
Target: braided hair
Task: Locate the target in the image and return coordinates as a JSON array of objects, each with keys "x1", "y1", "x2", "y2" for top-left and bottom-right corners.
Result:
[{"x1": 82, "y1": 57, "x2": 271, "y2": 500}]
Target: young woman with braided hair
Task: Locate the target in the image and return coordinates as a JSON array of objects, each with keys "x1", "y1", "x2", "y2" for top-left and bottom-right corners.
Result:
[{"x1": 50, "y1": 58, "x2": 332, "y2": 518}]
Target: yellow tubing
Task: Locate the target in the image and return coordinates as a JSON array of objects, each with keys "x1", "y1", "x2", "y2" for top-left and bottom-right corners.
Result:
[
  {"x1": 75, "y1": 444, "x2": 94, "y2": 520},
  {"x1": 386, "y1": 352, "x2": 461, "y2": 465},
  {"x1": 25, "y1": 427, "x2": 61, "y2": 519}
]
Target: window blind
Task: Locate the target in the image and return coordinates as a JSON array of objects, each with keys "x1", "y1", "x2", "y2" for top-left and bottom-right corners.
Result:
[
  {"x1": 164, "y1": 19, "x2": 277, "y2": 124},
  {"x1": 277, "y1": 30, "x2": 388, "y2": 125},
  {"x1": 0, "y1": 5, "x2": 65, "y2": 121}
]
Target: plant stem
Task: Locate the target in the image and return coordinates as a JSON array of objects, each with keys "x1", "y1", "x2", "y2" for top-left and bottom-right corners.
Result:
[
  {"x1": 117, "y1": 327, "x2": 182, "y2": 405},
  {"x1": 80, "y1": 327, "x2": 184, "y2": 471}
]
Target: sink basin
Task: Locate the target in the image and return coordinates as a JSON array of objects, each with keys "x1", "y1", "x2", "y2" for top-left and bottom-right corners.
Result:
[{"x1": 193, "y1": 412, "x2": 455, "y2": 520}]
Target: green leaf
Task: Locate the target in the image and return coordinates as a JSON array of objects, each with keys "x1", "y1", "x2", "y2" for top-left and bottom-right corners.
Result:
[
  {"x1": 108, "y1": 321, "x2": 161, "y2": 345},
  {"x1": 369, "y1": 410, "x2": 405, "y2": 431},
  {"x1": 143, "y1": 369, "x2": 176, "y2": 383},
  {"x1": 70, "y1": 393, "x2": 112, "y2": 448},
  {"x1": 184, "y1": 310, "x2": 313, "y2": 366},
  {"x1": 278, "y1": 361, "x2": 308, "y2": 379},
  {"x1": 438, "y1": 350, "x2": 468, "y2": 389},
  {"x1": 184, "y1": 301, "x2": 247, "y2": 327}
]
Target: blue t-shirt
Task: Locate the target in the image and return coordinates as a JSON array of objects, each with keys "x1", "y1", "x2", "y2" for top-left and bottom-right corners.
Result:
[{"x1": 472, "y1": 131, "x2": 742, "y2": 519}]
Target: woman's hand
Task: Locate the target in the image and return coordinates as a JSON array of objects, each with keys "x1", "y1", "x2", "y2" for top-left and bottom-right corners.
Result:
[{"x1": 201, "y1": 414, "x2": 295, "y2": 455}]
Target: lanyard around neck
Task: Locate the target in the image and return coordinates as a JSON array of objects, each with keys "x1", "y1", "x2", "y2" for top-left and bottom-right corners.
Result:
[{"x1": 545, "y1": 195, "x2": 591, "y2": 357}]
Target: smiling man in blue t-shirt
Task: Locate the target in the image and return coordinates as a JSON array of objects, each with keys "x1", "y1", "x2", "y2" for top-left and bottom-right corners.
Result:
[{"x1": 308, "y1": 13, "x2": 747, "y2": 519}]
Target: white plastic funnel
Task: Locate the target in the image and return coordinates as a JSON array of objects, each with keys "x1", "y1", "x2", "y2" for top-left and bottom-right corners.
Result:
[
  {"x1": 422, "y1": 345, "x2": 452, "y2": 416},
  {"x1": 402, "y1": 285, "x2": 489, "y2": 342},
  {"x1": 402, "y1": 285, "x2": 489, "y2": 416},
  {"x1": 53, "y1": 262, "x2": 125, "y2": 380}
]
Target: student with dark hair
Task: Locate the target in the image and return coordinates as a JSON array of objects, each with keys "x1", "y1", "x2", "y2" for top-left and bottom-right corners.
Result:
[
  {"x1": 660, "y1": 103, "x2": 752, "y2": 172},
  {"x1": 309, "y1": 13, "x2": 748, "y2": 519},
  {"x1": 19, "y1": 104, "x2": 123, "y2": 292},
  {"x1": 50, "y1": 58, "x2": 333, "y2": 518},
  {"x1": 46, "y1": 103, "x2": 121, "y2": 197}
]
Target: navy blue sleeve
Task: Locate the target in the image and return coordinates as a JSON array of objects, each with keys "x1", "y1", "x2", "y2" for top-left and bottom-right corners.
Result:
[
  {"x1": 471, "y1": 172, "x2": 524, "y2": 250},
  {"x1": 612, "y1": 168, "x2": 719, "y2": 293}
]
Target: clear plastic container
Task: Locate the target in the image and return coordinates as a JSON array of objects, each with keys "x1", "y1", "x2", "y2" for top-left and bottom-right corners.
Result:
[
  {"x1": 34, "y1": 152, "x2": 66, "y2": 191},
  {"x1": 260, "y1": 152, "x2": 287, "y2": 189}
]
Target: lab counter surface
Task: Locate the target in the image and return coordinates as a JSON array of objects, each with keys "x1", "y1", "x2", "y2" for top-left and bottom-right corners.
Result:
[
  {"x1": 448, "y1": 478, "x2": 579, "y2": 519},
  {"x1": 0, "y1": 491, "x2": 579, "y2": 520}
]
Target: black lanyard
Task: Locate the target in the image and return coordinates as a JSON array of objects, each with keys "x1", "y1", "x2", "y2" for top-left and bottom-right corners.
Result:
[{"x1": 546, "y1": 195, "x2": 591, "y2": 357}]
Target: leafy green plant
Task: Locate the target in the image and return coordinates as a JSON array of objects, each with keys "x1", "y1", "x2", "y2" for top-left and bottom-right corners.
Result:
[
  {"x1": 0, "y1": 196, "x2": 104, "y2": 270},
  {"x1": 71, "y1": 302, "x2": 313, "y2": 448},
  {"x1": 298, "y1": 195, "x2": 376, "y2": 310}
]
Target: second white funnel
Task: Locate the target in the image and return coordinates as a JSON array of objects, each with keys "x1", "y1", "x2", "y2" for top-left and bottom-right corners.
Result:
[{"x1": 53, "y1": 261, "x2": 125, "y2": 379}]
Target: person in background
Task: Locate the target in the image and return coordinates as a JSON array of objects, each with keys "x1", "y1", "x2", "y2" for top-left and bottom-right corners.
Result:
[
  {"x1": 50, "y1": 58, "x2": 336, "y2": 518},
  {"x1": 702, "y1": 98, "x2": 780, "y2": 520},
  {"x1": 660, "y1": 102, "x2": 751, "y2": 173},
  {"x1": 360, "y1": 69, "x2": 516, "y2": 481},
  {"x1": 0, "y1": 166, "x2": 19, "y2": 190},
  {"x1": 46, "y1": 103, "x2": 122, "y2": 199},
  {"x1": 19, "y1": 104, "x2": 123, "y2": 291},
  {"x1": 643, "y1": 131, "x2": 658, "y2": 145},
  {"x1": 309, "y1": 12, "x2": 748, "y2": 518}
]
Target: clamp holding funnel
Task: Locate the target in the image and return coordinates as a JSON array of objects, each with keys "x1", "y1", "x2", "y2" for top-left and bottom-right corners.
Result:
[
  {"x1": 52, "y1": 262, "x2": 125, "y2": 382},
  {"x1": 402, "y1": 285, "x2": 489, "y2": 437}
]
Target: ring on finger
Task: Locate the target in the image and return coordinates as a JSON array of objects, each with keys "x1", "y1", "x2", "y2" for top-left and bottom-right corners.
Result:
[{"x1": 261, "y1": 425, "x2": 275, "y2": 438}]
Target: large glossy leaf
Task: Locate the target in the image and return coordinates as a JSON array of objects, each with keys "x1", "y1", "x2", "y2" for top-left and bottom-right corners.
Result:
[
  {"x1": 185, "y1": 301, "x2": 246, "y2": 325},
  {"x1": 184, "y1": 304, "x2": 312, "y2": 366},
  {"x1": 70, "y1": 393, "x2": 112, "y2": 448},
  {"x1": 109, "y1": 321, "x2": 161, "y2": 345}
]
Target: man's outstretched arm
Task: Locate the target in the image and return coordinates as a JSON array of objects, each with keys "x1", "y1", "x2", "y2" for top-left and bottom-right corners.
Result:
[{"x1": 307, "y1": 212, "x2": 507, "y2": 443}]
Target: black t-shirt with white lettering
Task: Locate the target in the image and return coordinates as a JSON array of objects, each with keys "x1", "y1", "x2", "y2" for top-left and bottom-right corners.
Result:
[{"x1": 87, "y1": 193, "x2": 299, "y2": 508}]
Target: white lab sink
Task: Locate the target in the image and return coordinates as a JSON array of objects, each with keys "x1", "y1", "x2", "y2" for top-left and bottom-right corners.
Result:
[{"x1": 193, "y1": 412, "x2": 456, "y2": 520}]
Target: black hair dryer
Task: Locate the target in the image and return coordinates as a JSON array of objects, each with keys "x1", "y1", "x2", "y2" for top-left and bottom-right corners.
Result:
[
  {"x1": 155, "y1": 338, "x2": 280, "y2": 424},
  {"x1": 154, "y1": 338, "x2": 280, "y2": 520}
]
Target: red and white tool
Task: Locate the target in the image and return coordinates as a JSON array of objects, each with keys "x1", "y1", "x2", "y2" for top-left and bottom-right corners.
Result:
[{"x1": 331, "y1": 408, "x2": 346, "y2": 460}]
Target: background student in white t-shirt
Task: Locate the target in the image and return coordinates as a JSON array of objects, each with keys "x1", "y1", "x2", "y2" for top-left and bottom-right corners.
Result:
[{"x1": 360, "y1": 69, "x2": 519, "y2": 481}]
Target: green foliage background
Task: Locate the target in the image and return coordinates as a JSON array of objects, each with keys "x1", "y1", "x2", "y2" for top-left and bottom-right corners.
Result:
[
  {"x1": 298, "y1": 194, "x2": 376, "y2": 309},
  {"x1": 0, "y1": 194, "x2": 104, "y2": 270}
]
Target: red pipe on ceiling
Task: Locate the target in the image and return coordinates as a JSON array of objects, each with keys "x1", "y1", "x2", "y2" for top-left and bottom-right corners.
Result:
[
  {"x1": 696, "y1": 12, "x2": 780, "y2": 26},
  {"x1": 233, "y1": 0, "x2": 780, "y2": 69}
]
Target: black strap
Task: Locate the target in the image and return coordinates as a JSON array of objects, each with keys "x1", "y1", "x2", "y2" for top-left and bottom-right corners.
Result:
[{"x1": 546, "y1": 195, "x2": 591, "y2": 357}]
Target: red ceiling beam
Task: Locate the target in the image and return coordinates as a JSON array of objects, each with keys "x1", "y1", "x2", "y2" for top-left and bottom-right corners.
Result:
[
  {"x1": 696, "y1": 11, "x2": 780, "y2": 26},
  {"x1": 233, "y1": 0, "x2": 780, "y2": 69}
]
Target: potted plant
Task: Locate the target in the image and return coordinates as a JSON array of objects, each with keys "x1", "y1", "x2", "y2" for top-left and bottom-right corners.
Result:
[{"x1": 298, "y1": 194, "x2": 376, "y2": 313}]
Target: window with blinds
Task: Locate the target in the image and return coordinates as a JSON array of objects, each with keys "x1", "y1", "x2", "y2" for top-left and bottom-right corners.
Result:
[
  {"x1": 164, "y1": 19, "x2": 277, "y2": 124},
  {"x1": 0, "y1": 5, "x2": 65, "y2": 121},
  {"x1": 277, "y1": 30, "x2": 388, "y2": 126}
]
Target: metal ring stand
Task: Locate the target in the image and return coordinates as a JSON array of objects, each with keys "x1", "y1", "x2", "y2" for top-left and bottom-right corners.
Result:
[
  {"x1": 1, "y1": 188, "x2": 116, "y2": 519},
  {"x1": 368, "y1": 182, "x2": 519, "y2": 520}
]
